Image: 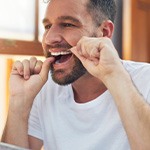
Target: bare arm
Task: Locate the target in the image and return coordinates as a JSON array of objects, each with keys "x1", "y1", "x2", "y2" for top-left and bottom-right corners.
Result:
[
  {"x1": 71, "y1": 36, "x2": 150, "y2": 150},
  {"x1": 28, "y1": 135, "x2": 43, "y2": 150},
  {"x1": 103, "y1": 67, "x2": 150, "y2": 150},
  {"x1": 1, "y1": 57, "x2": 54, "y2": 149}
]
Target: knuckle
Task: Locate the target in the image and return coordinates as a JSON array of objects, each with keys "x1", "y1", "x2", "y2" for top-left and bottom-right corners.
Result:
[
  {"x1": 30, "y1": 57, "x2": 37, "y2": 62},
  {"x1": 22, "y1": 59, "x2": 29, "y2": 64},
  {"x1": 36, "y1": 60, "x2": 43, "y2": 66},
  {"x1": 13, "y1": 61, "x2": 21, "y2": 68},
  {"x1": 14, "y1": 60, "x2": 21, "y2": 65}
]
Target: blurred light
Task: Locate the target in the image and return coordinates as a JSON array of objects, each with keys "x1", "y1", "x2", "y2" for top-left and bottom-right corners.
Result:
[
  {"x1": 0, "y1": 57, "x2": 7, "y2": 139},
  {"x1": 38, "y1": 0, "x2": 47, "y2": 42},
  {"x1": 0, "y1": 0, "x2": 36, "y2": 41}
]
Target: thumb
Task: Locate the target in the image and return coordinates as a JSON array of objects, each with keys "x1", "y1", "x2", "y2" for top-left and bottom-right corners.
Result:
[{"x1": 39, "y1": 57, "x2": 55, "y2": 82}]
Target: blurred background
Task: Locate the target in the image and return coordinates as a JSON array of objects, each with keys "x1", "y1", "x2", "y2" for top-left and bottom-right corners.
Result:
[{"x1": 0, "y1": 0, "x2": 150, "y2": 140}]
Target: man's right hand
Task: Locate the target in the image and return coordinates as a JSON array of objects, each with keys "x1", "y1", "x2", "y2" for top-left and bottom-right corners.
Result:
[
  {"x1": 2, "y1": 56, "x2": 54, "y2": 148},
  {"x1": 9, "y1": 56, "x2": 54, "y2": 112}
]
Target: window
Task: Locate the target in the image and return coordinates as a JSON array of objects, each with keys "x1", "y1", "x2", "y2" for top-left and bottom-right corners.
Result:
[
  {"x1": 0, "y1": 0, "x2": 47, "y2": 139},
  {"x1": 0, "y1": 0, "x2": 47, "y2": 55}
]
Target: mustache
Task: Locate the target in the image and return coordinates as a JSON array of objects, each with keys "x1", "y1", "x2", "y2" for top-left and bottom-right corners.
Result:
[
  {"x1": 49, "y1": 43, "x2": 72, "y2": 49},
  {"x1": 44, "y1": 43, "x2": 73, "y2": 58}
]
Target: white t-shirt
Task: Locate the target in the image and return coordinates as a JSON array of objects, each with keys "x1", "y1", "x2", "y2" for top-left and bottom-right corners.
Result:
[{"x1": 28, "y1": 60, "x2": 150, "y2": 150}]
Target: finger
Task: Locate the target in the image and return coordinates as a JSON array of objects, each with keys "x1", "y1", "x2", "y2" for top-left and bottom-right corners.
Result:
[
  {"x1": 29, "y1": 57, "x2": 37, "y2": 74},
  {"x1": 39, "y1": 57, "x2": 55, "y2": 82},
  {"x1": 89, "y1": 57, "x2": 99, "y2": 66},
  {"x1": 34, "y1": 60, "x2": 43, "y2": 74},
  {"x1": 90, "y1": 47, "x2": 100, "y2": 59},
  {"x1": 77, "y1": 39, "x2": 89, "y2": 58},
  {"x1": 22, "y1": 59, "x2": 30, "y2": 80},
  {"x1": 12, "y1": 61, "x2": 23, "y2": 75}
]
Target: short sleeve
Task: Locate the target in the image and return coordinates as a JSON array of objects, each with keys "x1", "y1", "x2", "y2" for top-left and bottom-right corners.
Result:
[{"x1": 28, "y1": 95, "x2": 43, "y2": 140}]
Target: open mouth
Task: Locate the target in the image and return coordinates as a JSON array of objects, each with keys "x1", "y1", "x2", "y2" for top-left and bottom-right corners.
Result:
[{"x1": 51, "y1": 51, "x2": 72, "y2": 64}]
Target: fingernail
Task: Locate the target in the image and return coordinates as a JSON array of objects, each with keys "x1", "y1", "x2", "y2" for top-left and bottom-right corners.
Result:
[{"x1": 25, "y1": 75, "x2": 29, "y2": 80}]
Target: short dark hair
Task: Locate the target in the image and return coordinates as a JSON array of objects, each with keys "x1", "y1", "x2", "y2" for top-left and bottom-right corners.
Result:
[
  {"x1": 43, "y1": 0, "x2": 116, "y2": 25},
  {"x1": 86, "y1": 0, "x2": 117, "y2": 26}
]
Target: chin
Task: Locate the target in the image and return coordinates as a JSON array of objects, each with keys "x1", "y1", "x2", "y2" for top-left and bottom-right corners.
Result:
[
  {"x1": 50, "y1": 57, "x2": 87, "y2": 85},
  {"x1": 51, "y1": 73, "x2": 77, "y2": 86},
  {"x1": 51, "y1": 69, "x2": 86, "y2": 86}
]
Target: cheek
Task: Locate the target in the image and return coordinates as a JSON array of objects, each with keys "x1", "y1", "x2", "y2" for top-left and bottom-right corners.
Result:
[
  {"x1": 63, "y1": 30, "x2": 85, "y2": 47},
  {"x1": 42, "y1": 33, "x2": 47, "y2": 48},
  {"x1": 41, "y1": 37, "x2": 47, "y2": 57},
  {"x1": 64, "y1": 27, "x2": 96, "y2": 47}
]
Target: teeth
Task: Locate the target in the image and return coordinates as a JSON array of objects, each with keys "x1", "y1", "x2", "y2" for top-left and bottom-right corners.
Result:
[{"x1": 51, "y1": 51, "x2": 72, "y2": 56}]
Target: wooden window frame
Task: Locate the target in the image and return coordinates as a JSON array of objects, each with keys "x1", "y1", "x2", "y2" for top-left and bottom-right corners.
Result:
[
  {"x1": 0, "y1": 0, "x2": 43, "y2": 56},
  {"x1": 123, "y1": 0, "x2": 150, "y2": 62}
]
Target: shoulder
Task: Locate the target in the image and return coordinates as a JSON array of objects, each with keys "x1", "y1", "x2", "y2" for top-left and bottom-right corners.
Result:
[
  {"x1": 123, "y1": 60, "x2": 150, "y2": 101},
  {"x1": 122, "y1": 60, "x2": 150, "y2": 76}
]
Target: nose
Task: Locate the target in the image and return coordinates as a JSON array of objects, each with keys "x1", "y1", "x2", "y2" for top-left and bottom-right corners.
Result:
[{"x1": 44, "y1": 25, "x2": 63, "y2": 45}]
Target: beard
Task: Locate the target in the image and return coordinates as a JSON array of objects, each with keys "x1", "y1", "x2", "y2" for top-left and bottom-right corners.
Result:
[
  {"x1": 50, "y1": 55, "x2": 87, "y2": 85},
  {"x1": 44, "y1": 31, "x2": 98, "y2": 86}
]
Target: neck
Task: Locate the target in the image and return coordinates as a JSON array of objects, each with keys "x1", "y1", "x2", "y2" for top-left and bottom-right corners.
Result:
[{"x1": 72, "y1": 73, "x2": 107, "y2": 103}]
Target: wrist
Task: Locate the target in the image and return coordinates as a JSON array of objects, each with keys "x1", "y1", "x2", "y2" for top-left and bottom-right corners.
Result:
[
  {"x1": 100, "y1": 67, "x2": 131, "y2": 89},
  {"x1": 9, "y1": 96, "x2": 34, "y2": 120}
]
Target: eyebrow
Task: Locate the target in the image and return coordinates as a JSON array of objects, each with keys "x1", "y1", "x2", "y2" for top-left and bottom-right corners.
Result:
[
  {"x1": 42, "y1": 16, "x2": 81, "y2": 24},
  {"x1": 57, "y1": 16, "x2": 81, "y2": 24},
  {"x1": 42, "y1": 18, "x2": 49, "y2": 24}
]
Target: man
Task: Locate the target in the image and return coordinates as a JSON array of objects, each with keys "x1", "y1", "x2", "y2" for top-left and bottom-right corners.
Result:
[{"x1": 2, "y1": 0, "x2": 150, "y2": 150}]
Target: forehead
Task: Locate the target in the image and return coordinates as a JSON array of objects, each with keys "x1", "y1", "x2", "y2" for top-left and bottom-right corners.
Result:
[{"x1": 44, "y1": 0, "x2": 89, "y2": 21}]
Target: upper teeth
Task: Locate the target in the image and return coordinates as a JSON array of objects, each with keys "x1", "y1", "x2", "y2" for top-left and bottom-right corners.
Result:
[{"x1": 51, "y1": 51, "x2": 72, "y2": 56}]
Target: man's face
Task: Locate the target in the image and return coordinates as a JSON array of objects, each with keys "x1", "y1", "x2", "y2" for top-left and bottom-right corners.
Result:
[{"x1": 42, "y1": 0, "x2": 98, "y2": 85}]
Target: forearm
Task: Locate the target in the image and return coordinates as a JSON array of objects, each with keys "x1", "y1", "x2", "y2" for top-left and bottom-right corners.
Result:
[
  {"x1": 1, "y1": 97, "x2": 32, "y2": 149},
  {"x1": 103, "y1": 70, "x2": 150, "y2": 150}
]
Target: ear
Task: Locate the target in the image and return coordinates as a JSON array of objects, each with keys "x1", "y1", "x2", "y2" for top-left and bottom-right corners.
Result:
[{"x1": 97, "y1": 20, "x2": 114, "y2": 38}]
